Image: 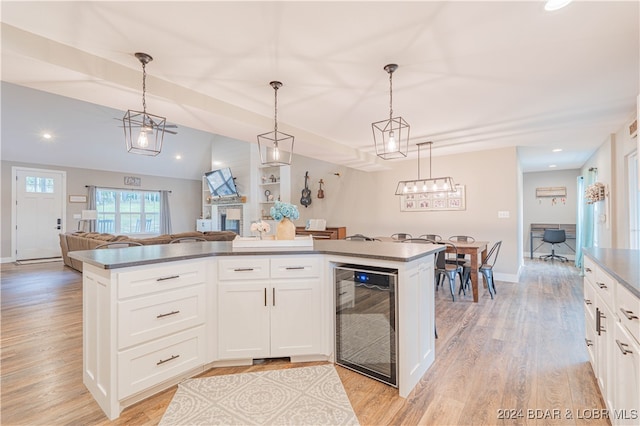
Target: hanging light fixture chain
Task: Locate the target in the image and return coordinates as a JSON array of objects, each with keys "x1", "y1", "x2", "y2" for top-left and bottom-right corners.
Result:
[
  {"x1": 388, "y1": 70, "x2": 393, "y2": 121},
  {"x1": 141, "y1": 60, "x2": 147, "y2": 114}
]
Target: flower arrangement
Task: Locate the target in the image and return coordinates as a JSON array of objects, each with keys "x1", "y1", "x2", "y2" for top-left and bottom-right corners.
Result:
[
  {"x1": 250, "y1": 220, "x2": 271, "y2": 238},
  {"x1": 270, "y1": 201, "x2": 300, "y2": 221},
  {"x1": 585, "y1": 182, "x2": 606, "y2": 204}
]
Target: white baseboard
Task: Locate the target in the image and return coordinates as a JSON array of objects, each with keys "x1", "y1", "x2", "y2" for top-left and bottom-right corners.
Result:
[{"x1": 1, "y1": 257, "x2": 16, "y2": 264}]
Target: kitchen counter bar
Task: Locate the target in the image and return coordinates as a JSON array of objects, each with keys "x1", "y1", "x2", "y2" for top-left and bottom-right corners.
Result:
[
  {"x1": 68, "y1": 239, "x2": 445, "y2": 270},
  {"x1": 583, "y1": 248, "x2": 640, "y2": 298}
]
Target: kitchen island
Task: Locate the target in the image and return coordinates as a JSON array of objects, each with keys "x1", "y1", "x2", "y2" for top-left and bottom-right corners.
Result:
[{"x1": 69, "y1": 239, "x2": 444, "y2": 420}]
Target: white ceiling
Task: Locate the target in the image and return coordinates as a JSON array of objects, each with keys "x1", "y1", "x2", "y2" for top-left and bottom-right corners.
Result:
[{"x1": 1, "y1": 1, "x2": 638, "y2": 179}]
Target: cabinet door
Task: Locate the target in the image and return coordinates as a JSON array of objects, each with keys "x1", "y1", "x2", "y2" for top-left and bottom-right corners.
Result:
[
  {"x1": 595, "y1": 298, "x2": 615, "y2": 411},
  {"x1": 217, "y1": 282, "x2": 270, "y2": 359},
  {"x1": 612, "y1": 322, "x2": 640, "y2": 425},
  {"x1": 270, "y1": 279, "x2": 322, "y2": 357}
]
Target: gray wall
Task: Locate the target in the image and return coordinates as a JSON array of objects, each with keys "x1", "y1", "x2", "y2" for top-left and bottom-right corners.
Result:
[{"x1": 1, "y1": 160, "x2": 201, "y2": 259}]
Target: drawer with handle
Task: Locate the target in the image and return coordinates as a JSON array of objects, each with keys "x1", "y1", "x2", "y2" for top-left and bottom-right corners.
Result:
[
  {"x1": 118, "y1": 326, "x2": 205, "y2": 398},
  {"x1": 271, "y1": 256, "x2": 321, "y2": 279},
  {"x1": 616, "y1": 283, "x2": 640, "y2": 345},
  {"x1": 117, "y1": 260, "x2": 207, "y2": 299},
  {"x1": 118, "y1": 284, "x2": 206, "y2": 349},
  {"x1": 218, "y1": 258, "x2": 270, "y2": 280}
]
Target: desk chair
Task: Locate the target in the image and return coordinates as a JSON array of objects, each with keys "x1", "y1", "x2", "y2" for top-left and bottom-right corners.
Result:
[{"x1": 540, "y1": 229, "x2": 568, "y2": 262}]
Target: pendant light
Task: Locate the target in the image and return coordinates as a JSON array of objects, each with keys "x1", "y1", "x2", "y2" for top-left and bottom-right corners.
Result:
[
  {"x1": 258, "y1": 81, "x2": 294, "y2": 166},
  {"x1": 372, "y1": 63, "x2": 410, "y2": 159},
  {"x1": 123, "y1": 52, "x2": 166, "y2": 156},
  {"x1": 395, "y1": 142, "x2": 457, "y2": 195}
]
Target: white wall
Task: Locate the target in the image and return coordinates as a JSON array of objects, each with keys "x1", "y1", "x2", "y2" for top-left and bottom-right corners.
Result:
[{"x1": 522, "y1": 169, "x2": 580, "y2": 258}]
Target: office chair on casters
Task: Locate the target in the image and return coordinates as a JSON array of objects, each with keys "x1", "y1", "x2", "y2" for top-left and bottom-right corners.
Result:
[{"x1": 540, "y1": 229, "x2": 568, "y2": 262}]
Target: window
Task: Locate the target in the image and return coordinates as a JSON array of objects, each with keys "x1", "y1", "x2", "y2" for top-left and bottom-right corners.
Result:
[
  {"x1": 25, "y1": 176, "x2": 54, "y2": 193},
  {"x1": 95, "y1": 188, "x2": 160, "y2": 235}
]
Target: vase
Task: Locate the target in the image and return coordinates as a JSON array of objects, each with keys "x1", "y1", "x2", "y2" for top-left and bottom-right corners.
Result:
[{"x1": 276, "y1": 217, "x2": 296, "y2": 240}]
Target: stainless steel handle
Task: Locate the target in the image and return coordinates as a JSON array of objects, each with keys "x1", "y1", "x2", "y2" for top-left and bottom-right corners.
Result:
[
  {"x1": 157, "y1": 275, "x2": 180, "y2": 282},
  {"x1": 585, "y1": 267, "x2": 592, "y2": 273},
  {"x1": 616, "y1": 339, "x2": 633, "y2": 355},
  {"x1": 285, "y1": 266, "x2": 305, "y2": 270},
  {"x1": 264, "y1": 288, "x2": 267, "y2": 306},
  {"x1": 584, "y1": 299, "x2": 592, "y2": 305},
  {"x1": 338, "y1": 291, "x2": 347, "y2": 296},
  {"x1": 273, "y1": 287, "x2": 276, "y2": 306},
  {"x1": 596, "y1": 308, "x2": 606, "y2": 335},
  {"x1": 620, "y1": 308, "x2": 639, "y2": 321},
  {"x1": 234, "y1": 267, "x2": 254, "y2": 272},
  {"x1": 585, "y1": 338, "x2": 593, "y2": 347},
  {"x1": 597, "y1": 282, "x2": 607, "y2": 289},
  {"x1": 157, "y1": 354, "x2": 179, "y2": 365},
  {"x1": 156, "y1": 310, "x2": 180, "y2": 319}
]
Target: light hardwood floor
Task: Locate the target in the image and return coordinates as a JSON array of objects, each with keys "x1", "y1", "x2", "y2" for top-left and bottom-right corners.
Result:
[{"x1": 1, "y1": 259, "x2": 608, "y2": 425}]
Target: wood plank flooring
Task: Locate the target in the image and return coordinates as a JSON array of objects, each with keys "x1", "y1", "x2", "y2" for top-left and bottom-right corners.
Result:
[{"x1": 0, "y1": 259, "x2": 608, "y2": 425}]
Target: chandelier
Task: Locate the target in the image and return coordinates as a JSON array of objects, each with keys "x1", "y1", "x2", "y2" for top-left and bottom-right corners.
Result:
[
  {"x1": 257, "y1": 81, "x2": 294, "y2": 166},
  {"x1": 372, "y1": 63, "x2": 410, "y2": 160},
  {"x1": 395, "y1": 142, "x2": 457, "y2": 195},
  {"x1": 123, "y1": 52, "x2": 166, "y2": 156}
]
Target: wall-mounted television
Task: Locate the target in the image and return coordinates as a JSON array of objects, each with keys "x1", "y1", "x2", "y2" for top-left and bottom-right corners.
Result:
[{"x1": 205, "y1": 167, "x2": 239, "y2": 199}]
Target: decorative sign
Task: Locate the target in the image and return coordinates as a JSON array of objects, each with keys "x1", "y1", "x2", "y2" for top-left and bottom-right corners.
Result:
[
  {"x1": 536, "y1": 186, "x2": 566, "y2": 198},
  {"x1": 124, "y1": 176, "x2": 141, "y2": 186},
  {"x1": 69, "y1": 195, "x2": 87, "y2": 203},
  {"x1": 400, "y1": 185, "x2": 466, "y2": 212}
]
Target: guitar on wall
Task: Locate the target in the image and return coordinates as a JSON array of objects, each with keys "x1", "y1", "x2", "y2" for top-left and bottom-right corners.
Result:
[
  {"x1": 317, "y1": 179, "x2": 325, "y2": 199},
  {"x1": 300, "y1": 171, "x2": 312, "y2": 207}
]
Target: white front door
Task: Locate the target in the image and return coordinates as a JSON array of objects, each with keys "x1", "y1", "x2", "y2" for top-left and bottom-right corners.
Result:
[{"x1": 14, "y1": 168, "x2": 66, "y2": 260}]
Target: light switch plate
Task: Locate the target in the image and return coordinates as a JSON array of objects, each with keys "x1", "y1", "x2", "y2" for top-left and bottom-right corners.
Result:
[{"x1": 498, "y1": 210, "x2": 510, "y2": 219}]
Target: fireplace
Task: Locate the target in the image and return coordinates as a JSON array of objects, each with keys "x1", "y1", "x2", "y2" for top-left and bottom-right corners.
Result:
[{"x1": 218, "y1": 206, "x2": 243, "y2": 235}]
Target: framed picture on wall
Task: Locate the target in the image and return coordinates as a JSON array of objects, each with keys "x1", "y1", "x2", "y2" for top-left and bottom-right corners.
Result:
[{"x1": 400, "y1": 185, "x2": 466, "y2": 212}]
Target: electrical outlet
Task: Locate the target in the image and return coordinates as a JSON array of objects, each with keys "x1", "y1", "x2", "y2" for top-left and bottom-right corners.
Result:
[{"x1": 498, "y1": 210, "x2": 510, "y2": 219}]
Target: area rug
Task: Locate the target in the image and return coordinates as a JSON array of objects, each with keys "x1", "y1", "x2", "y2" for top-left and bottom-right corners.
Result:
[{"x1": 159, "y1": 364, "x2": 360, "y2": 425}]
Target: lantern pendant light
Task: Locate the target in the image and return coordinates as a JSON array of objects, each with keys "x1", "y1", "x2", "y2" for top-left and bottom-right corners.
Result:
[
  {"x1": 395, "y1": 141, "x2": 457, "y2": 195},
  {"x1": 257, "y1": 81, "x2": 294, "y2": 166},
  {"x1": 123, "y1": 52, "x2": 166, "y2": 156},
  {"x1": 372, "y1": 63, "x2": 410, "y2": 159}
]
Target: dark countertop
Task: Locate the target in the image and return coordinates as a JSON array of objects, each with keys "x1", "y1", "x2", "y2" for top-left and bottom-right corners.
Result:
[
  {"x1": 583, "y1": 248, "x2": 640, "y2": 298},
  {"x1": 68, "y1": 239, "x2": 445, "y2": 270}
]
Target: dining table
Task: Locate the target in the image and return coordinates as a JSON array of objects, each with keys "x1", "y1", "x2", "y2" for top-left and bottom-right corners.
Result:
[
  {"x1": 376, "y1": 237, "x2": 489, "y2": 303},
  {"x1": 446, "y1": 241, "x2": 488, "y2": 303}
]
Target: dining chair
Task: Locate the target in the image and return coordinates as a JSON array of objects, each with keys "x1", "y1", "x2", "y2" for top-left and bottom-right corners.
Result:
[
  {"x1": 391, "y1": 233, "x2": 412, "y2": 240},
  {"x1": 434, "y1": 242, "x2": 463, "y2": 301},
  {"x1": 447, "y1": 235, "x2": 475, "y2": 266},
  {"x1": 461, "y1": 240, "x2": 502, "y2": 299},
  {"x1": 418, "y1": 234, "x2": 442, "y2": 242},
  {"x1": 344, "y1": 234, "x2": 380, "y2": 241},
  {"x1": 94, "y1": 241, "x2": 143, "y2": 249},
  {"x1": 169, "y1": 236, "x2": 208, "y2": 243}
]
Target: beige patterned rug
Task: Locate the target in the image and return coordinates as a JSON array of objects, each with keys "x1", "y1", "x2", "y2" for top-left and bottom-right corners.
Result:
[{"x1": 159, "y1": 364, "x2": 360, "y2": 425}]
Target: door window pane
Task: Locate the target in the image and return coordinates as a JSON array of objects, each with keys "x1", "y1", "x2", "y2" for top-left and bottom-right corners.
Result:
[{"x1": 25, "y1": 176, "x2": 54, "y2": 193}]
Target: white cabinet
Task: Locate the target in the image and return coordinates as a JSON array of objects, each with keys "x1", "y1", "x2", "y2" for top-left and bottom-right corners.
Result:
[
  {"x1": 83, "y1": 259, "x2": 209, "y2": 420},
  {"x1": 583, "y1": 255, "x2": 640, "y2": 424},
  {"x1": 217, "y1": 256, "x2": 324, "y2": 361}
]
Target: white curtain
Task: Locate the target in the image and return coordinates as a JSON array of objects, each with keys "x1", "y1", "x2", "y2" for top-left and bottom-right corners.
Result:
[{"x1": 160, "y1": 190, "x2": 172, "y2": 235}]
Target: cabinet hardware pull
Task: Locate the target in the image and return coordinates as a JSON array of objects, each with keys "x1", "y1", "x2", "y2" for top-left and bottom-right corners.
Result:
[
  {"x1": 157, "y1": 275, "x2": 180, "y2": 282},
  {"x1": 234, "y1": 267, "x2": 255, "y2": 272},
  {"x1": 584, "y1": 299, "x2": 592, "y2": 305},
  {"x1": 264, "y1": 288, "x2": 267, "y2": 307},
  {"x1": 339, "y1": 291, "x2": 347, "y2": 296},
  {"x1": 285, "y1": 266, "x2": 305, "y2": 270},
  {"x1": 616, "y1": 339, "x2": 633, "y2": 355},
  {"x1": 157, "y1": 354, "x2": 180, "y2": 365},
  {"x1": 597, "y1": 282, "x2": 607, "y2": 289},
  {"x1": 596, "y1": 308, "x2": 602, "y2": 335},
  {"x1": 273, "y1": 287, "x2": 276, "y2": 306},
  {"x1": 585, "y1": 267, "x2": 592, "y2": 273},
  {"x1": 585, "y1": 338, "x2": 593, "y2": 347},
  {"x1": 620, "y1": 308, "x2": 639, "y2": 321},
  {"x1": 157, "y1": 310, "x2": 180, "y2": 319}
]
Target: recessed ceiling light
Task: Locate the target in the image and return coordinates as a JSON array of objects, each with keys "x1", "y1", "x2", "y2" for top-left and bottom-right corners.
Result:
[
  {"x1": 42, "y1": 132, "x2": 52, "y2": 140},
  {"x1": 175, "y1": 154, "x2": 182, "y2": 160},
  {"x1": 552, "y1": 148, "x2": 563, "y2": 152},
  {"x1": 549, "y1": 164, "x2": 557, "y2": 168},
  {"x1": 213, "y1": 161, "x2": 222, "y2": 166},
  {"x1": 544, "y1": 0, "x2": 572, "y2": 12}
]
